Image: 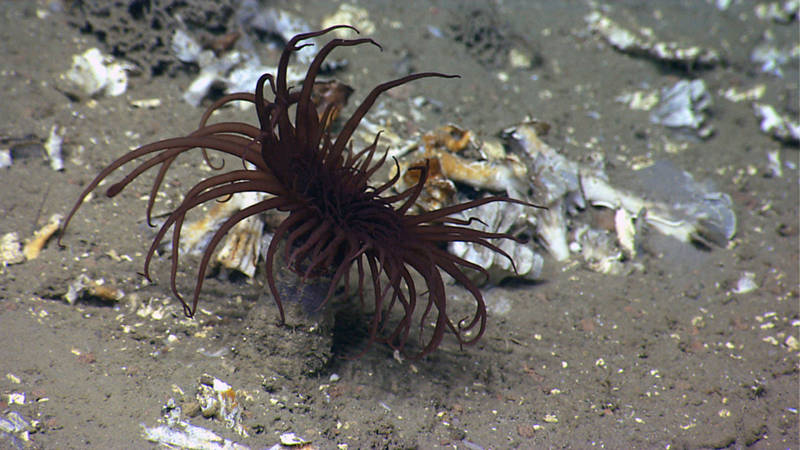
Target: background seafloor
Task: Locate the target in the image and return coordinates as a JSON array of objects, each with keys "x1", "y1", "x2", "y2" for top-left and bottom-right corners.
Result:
[{"x1": 0, "y1": 1, "x2": 797, "y2": 448}]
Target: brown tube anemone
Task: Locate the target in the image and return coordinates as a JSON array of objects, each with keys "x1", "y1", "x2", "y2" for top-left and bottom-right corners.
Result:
[{"x1": 60, "y1": 25, "x2": 534, "y2": 359}]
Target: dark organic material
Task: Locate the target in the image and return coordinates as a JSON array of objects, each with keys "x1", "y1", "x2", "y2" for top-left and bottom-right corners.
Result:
[{"x1": 61, "y1": 26, "x2": 531, "y2": 359}]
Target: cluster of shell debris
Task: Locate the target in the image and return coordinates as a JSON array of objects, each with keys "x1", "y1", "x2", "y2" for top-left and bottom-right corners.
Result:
[
  {"x1": 174, "y1": 116, "x2": 736, "y2": 285},
  {"x1": 142, "y1": 374, "x2": 316, "y2": 450}
]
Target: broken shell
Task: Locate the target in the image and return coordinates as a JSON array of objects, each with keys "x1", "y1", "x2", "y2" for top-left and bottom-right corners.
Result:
[
  {"x1": 732, "y1": 271, "x2": 758, "y2": 295},
  {"x1": 0, "y1": 232, "x2": 25, "y2": 266},
  {"x1": 536, "y1": 199, "x2": 571, "y2": 262},
  {"x1": 44, "y1": 125, "x2": 64, "y2": 171},
  {"x1": 753, "y1": 103, "x2": 800, "y2": 144},
  {"x1": 0, "y1": 410, "x2": 36, "y2": 445},
  {"x1": 0, "y1": 149, "x2": 11, "y2": 169},
  {"x1": 649, "y1": 79, "x2": 713, "y2": 138},
  {"x1": 614, "y1": 208, "x2": 637, "y2": 259},
  {"x1": 503, "y1": 122, "x2": 582, "y2": 205},
  {"x1": 421, "y1": 124, "x2": 475, "y2": 153},
  {"x1": 575, "y1": 225, "x2": 626, "y2": 275},
  {"x1": 63, "y1": 47, "x2": 133, "y2": 97},
  {"x1": 214, "y1": 214, "x2": 263, "y2": 278},
  {"x1": 766, "y1": 149, "x2": 783, "y2": 178},
  {"x1": 754, "y1": 1, "x2": 800, "y2": 22},
  {"x1": 64, "y1": 274, "x2": 125, "y2": 305},
  {"x1": 23, "y1": 213, "x2": 62, "y2": 260},
  {"x1": 750, "y1": 30, "x2": 799, "y2": 77},
  {"x1": 582, "y1": 161, "x2": 736, "y2": 246},
  {"x1": 172, "y1": 29, "x2": 203, "y2": 64},
  {"x1": 182, "y1": 50, "x2": 244, "y2": 107},
  {"x1": 130, "y1": 98, "x2": 162, "y2": 109},
  {"x1": 449, "y1": 200, "x2": 542, "y2": 282},
  {"x1": 179, "y1": 191, "x2": 267, "y2": 277},
  {"x1": 279, "y1": 432, "x2": 311, "y2": 446},
  {"x1": 585, "y1": 11, "x2": 720, "y2": 68},
  {"x1": 321, "y1": 4, "x2": 375, "y2": 37},
  {"x1": 142, "y1": 421, "x2": 248, "y2": 450}
]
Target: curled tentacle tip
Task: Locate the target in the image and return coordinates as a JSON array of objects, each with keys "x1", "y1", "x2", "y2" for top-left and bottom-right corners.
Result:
[{"x1": 106, "y1": 183, "x2": 124, "y2": 197}]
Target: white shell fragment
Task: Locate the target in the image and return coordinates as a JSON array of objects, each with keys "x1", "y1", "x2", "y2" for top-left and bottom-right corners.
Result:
[
  {"x1": 0, "y1": 411, "x2": 36, "y2": 443},
  {"x1": 0, "y1": 232, "x2": 25, "y2": 266},
  {"x1": 614, "y1": 208, "x2": 637, "y2": 259},
  {"x1": 142, "y1": 421, "x2": 248, "y2": 450},
  {"x1": 0, "y1": 149, "x2": 12, "y2": 169},
  {"x1": 649, "y1": 79, "x2": 713, "y2": 138},
  {"x1": 172, "y1": 29, "x2": 203, "y2": 64},
  {"x1": 44, "y1": 125, "x2": 64, "y2": 171},
  {"x1": 502, "y1": 123, "x2": 583, "y2": 261},
  {"x1": 183, "y1": 50, "x2": 245, "y2": 107},
  {"x1": 750, "y1": 30, "x2": 799, "y2": 77},
  {"x1": 214, "y1": 215, "x2": 263, "y2": 278},
  {"x1": 321, "y1": 4, "x2": 376, "y2": 37},
  {"x1": 449, "y1": 200, "x2": 543, "y2": 282},
  {"x1": 585, "y1": 11, "x2": 720, "y2": 67},
  {"x1": 575, "y1": 225, "x2": 625, "y2": 275},
  {"x1": 753, "y1": 103, "x2": 800, "y2": 144},
  {"x1": 129, "y1": 98, "x2": 162, "y2": 109},
  {"x1": 279, "y1": 432, "x2": 310, "y2": 446},
  {"x1": 63, "y1": 47, "x2": 133, "y2": 97},
  {"x1": 766, "y1": 149, "x2": 783, "y2": 178},
  {"x1": 754, "y1": 0, "x2": 800, "y2": 22},
  {"x1": 732, "y1": 271, "x2": 759, "y2": 295},
  {"x1": 179, "y1": 191, "x2": 267, "y2": 277}
]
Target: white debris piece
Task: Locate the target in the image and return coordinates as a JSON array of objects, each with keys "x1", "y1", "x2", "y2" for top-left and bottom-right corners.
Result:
[
  {"x1": 449, "y1": 200, "x2": 543, "y2": 282},
  {"x1": 0, "y1": 232, "x2": 25, "y2": 266},
  {"x1": 44, "y1": 125, "x2": 64, "y2": 171},
  {"x1": 585, "y1": 11, "x2": 720, "y2": 67},
  {"x1": 754, "y1": 1, "x2": 800, "y2": 24},
  {"x1": 750, "y1": 30, "x2": 799, "y2": 77},
  {"x1": 733, "y1": 271, "x2": 758, "y2": 294},
  {"x1": 142, "y1": 421, "x2": 249, "y2": 450},
  {"x1": 766, "y1": 149, "x2": 783, "y2": 178},
  {"x1": 172, "y1": 29, "x2": 203, "y2": 63},
  {"x1": 321, "y1": 4, "x2": 376, "y2": 37},
  {"x1": 650, "y1": 79, "x2": 713, "y2": 137},
  {"x1": 0, "y1": 149, "x2": 11, "y2": 169},
  {"x1": 279, "y1": 432, "x2": 310, "y2": 446},
  {"x1": 64, "y1": 47, "x2": 133, "y2": 97},
  {"x1": 178, "y1": 191, "x2": 267, "y2": 277},
  {"x1": 236, "y1": 2, "x2": 314, "y2": 62},
  {"x1": 753, "y1": 103, "x2": 800, "y2": 144}
]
